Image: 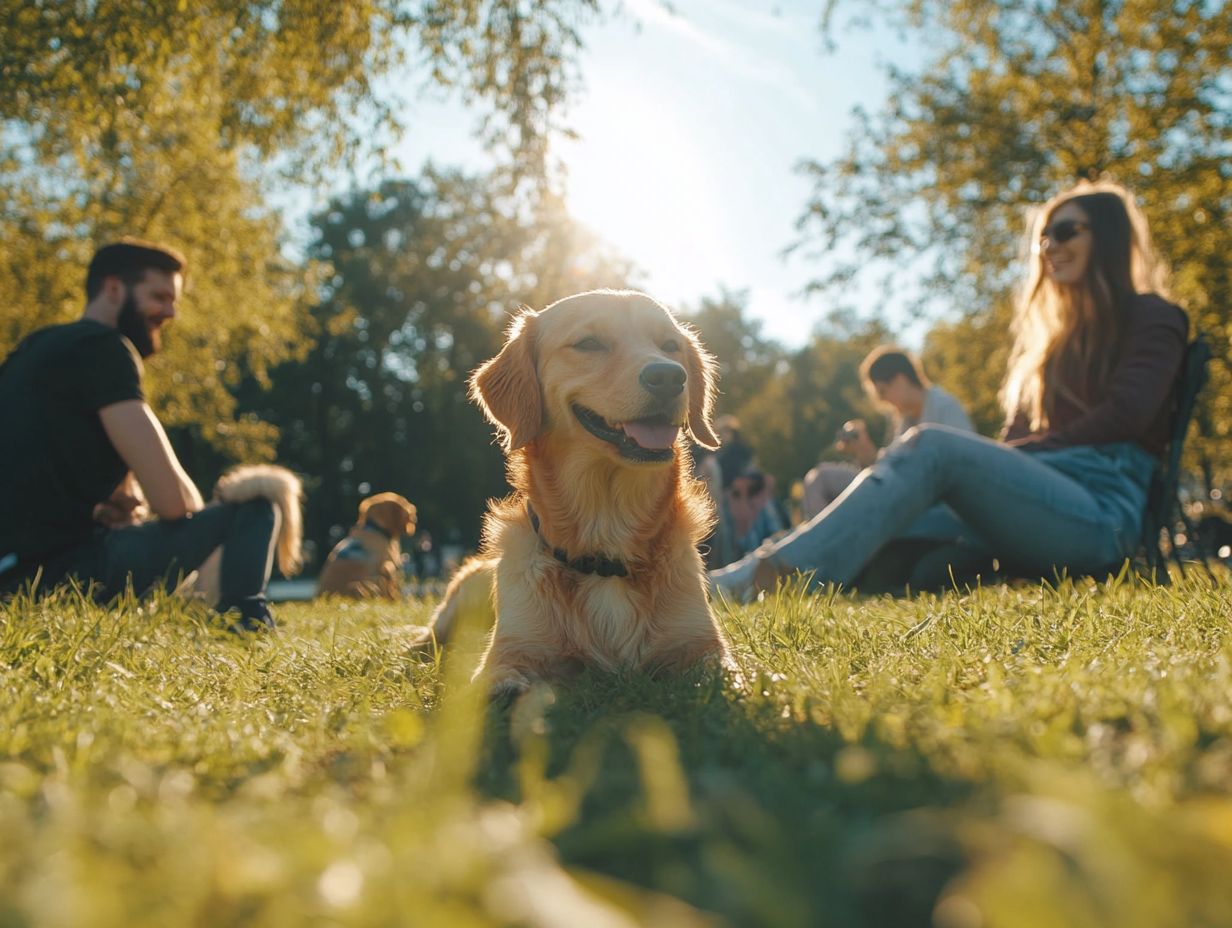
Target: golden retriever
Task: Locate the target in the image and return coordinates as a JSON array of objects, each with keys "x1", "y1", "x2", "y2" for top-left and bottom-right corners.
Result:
[
  {"x1": 316, "y1": 492, "x2": 417, "y2": 599},
  {"x1": 411, "y1": 290, "x2": 731, "y2": 697},
  {"x1": 186, "y1": 464, "x2": 304, "y2": 603}
]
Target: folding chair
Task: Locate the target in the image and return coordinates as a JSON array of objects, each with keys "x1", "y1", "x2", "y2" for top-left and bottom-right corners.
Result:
[{"x1": 1138, "y1": 330, "x2": 1213, "y2": 583}]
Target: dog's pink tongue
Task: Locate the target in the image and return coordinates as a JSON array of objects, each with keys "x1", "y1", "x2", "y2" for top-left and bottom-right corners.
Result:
[{"x1": 622, "y1": 421, "x2": 680, "y2": 450}]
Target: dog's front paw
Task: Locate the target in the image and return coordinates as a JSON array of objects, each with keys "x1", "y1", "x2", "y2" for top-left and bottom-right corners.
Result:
[
  {"x1": 406, "y1": 626, "x2": 439, "y2": 654},
  {"x1": 485, "y1": 671, "x2": 532, "y2": 702}
]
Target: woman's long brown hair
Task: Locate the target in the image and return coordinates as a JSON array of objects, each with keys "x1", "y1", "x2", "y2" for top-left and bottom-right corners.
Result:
[{"x1": 1001, "y1": 180, "x2": 1171, "y2": 430}]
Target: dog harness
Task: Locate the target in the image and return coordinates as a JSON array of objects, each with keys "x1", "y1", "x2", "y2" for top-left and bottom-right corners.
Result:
[
  {"x1": 331, "y1": 521, "x2": 395, "y2": 563},
  {"x1": 526, "y1": 503, "x2": 628, "y2": 578},
  {"x1": 331, "y1": 537, "x2": 369, "y2": 562}
]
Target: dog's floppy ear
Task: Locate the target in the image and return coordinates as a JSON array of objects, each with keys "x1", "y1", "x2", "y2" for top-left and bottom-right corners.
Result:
[
  {"x1": 396, "y1": 499, "x2": 418, "y2": 536},
  {"x1": 359, "y1": 494, "x2": 418, "y2": 535},
  {"x1": 680, "y1": 323, "x2": 720, "y2": 450},
  {"x1": 470, "y1": 310, "x2": 543, "y2": 452}
]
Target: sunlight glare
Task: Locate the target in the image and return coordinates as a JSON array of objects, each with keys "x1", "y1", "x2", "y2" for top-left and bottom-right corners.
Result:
[{"x1": 558, "y1": 83, "x2": 730, "y2": 303}]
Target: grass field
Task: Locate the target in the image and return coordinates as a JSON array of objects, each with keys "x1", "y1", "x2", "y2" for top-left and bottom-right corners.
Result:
[{"x1": 3, "y1": 574, "x2": 1232, "y2": 927}]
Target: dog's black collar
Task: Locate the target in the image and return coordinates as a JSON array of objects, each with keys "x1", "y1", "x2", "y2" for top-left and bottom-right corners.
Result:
[
  {"x1": 526, "y1": 503, "x2": 628, "y2": 578},
  {"x1": 362, "y1": 520, "x2": 394, "y2": 541}
]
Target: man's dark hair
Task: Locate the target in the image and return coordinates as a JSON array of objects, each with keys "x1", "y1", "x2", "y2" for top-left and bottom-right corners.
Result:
[
  {"x1": 860, "y1": 346, "x2": 927, "y2": 389},
  {"x1": 85, "y1": 238, "x2": 186, "y2": 300}
]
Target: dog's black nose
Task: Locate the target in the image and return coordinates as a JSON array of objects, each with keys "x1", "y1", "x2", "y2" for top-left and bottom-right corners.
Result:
[{"x1": 639, "y1": 361, "x2": 686, "y2": 400}]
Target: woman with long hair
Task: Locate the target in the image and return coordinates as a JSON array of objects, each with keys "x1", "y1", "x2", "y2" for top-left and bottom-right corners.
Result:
[{"x1": 710, "y1": 180, "x2": 1189, "y2": 599}]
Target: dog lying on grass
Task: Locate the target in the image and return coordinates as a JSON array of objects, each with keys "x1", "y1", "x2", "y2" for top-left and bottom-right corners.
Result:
[
  {"x1": 316, "y1": 492, "x2": 417, "y2": 599},
  {"x1": 410, "y1": 290, "x2": 731, "y2": 697},
  {"x1": 188, "y1": 464, "x2": 304, "y2": 603}
]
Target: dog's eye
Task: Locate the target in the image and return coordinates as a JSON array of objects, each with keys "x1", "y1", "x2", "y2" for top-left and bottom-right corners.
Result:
[
  {"x1": 573, "y1": 336, "x2": 606, "y2": 352},
  {"x1": 661, "y1": 338, "x2": 681, "y2": 353}
]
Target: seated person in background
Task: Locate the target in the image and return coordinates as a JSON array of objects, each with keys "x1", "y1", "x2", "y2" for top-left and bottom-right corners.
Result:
[
  {"x1": 706, "y1": 415, "x2": 763, "y2": 567},
  {"x1": 725, "y1": 468, "x2": 786, "y2": 562},
  {"x1": 712, "y1": 180, "x2": 1187, "y2": 600},
  {"x1": 0, "y1": 239, "x2": 282, "y2": 631},
  {"x1": 412, "y1": 529, "x2": 439, "y2": 581},
  {"x1": 714, "y1": 414, "x2": 755, "y2": 488},
  {"x1": 801, "y1": 347, "x2": 973, "y2": 521},
  {"x1": 691, "y1": 443, "x2": 727, "y2": 569}
]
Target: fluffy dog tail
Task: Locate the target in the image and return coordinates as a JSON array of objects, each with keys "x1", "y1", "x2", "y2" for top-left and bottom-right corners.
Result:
[{"x1": 214, "y1": 464, "x2": 304, "y2": 576}]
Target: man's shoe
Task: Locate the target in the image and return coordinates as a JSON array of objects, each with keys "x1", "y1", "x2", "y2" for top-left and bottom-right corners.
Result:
[
  {"x1": 216, "y1": 595, "x2": 276, "y2": 634},
  {"x1": 227, "y1": 610, "x2": 276, "y2": 634}
]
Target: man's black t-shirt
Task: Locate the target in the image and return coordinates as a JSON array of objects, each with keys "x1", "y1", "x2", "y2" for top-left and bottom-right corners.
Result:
[{"x1": 0, "y1": 321, "x2": 144, "y2": 559}]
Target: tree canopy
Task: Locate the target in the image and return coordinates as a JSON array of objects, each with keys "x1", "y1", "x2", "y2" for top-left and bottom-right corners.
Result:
[
  {"x1": 0, "y1": 0, "x2": 598, "y2": 459},
  {"x1": 799, "y1": 0, "x2": 1231, "y2": 476}
]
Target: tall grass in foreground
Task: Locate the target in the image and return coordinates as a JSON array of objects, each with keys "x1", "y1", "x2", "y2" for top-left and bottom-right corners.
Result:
[{"x1": 1, "y1": 575, "x2": 1231, "y2": 927}]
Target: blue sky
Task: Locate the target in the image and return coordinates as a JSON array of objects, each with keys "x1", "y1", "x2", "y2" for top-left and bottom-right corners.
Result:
[{"x1": 391, "y1": 0, "x2": 921, "y2": 347}]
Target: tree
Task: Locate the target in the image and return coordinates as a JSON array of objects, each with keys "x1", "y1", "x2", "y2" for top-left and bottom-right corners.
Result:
[
  {"x1": 921, "y1": 301, "x2": 1012, "y2": 437},
  {"x1": 0, "y1": 0, "x2": 599, "y2": 459},
  {"x1": 798, "y1": 0, "x2": 1232, "y2": 479},
  {"x1": 680, "y1": 288, "x2": 782, "y2": 417},
  {"x1": 0, "y1": 117, "x2": 313, "y2": 459},
  {"x1": 724, "y1": 321, "x2": 890, "y2": 507}
]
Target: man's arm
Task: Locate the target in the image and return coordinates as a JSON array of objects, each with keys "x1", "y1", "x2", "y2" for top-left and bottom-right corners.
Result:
[{"x1": 98, "y1": 400, "x2": 204, "y2": 520}]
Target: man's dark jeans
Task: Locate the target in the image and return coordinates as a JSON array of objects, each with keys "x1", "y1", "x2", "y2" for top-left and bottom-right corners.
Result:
[{"x1": 2, "y1": 500, "x2": 279, "y2": 630}]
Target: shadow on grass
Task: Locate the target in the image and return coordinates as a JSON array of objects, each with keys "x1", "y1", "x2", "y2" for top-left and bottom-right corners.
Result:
[{"x1": 470, "y1": 669, "x2": 972, "y2": 928}]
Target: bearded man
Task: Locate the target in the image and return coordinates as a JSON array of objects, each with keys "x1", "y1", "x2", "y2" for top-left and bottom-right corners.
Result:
[{"x1": 0, "y1": 239, "x2": 280, "y2": 631}]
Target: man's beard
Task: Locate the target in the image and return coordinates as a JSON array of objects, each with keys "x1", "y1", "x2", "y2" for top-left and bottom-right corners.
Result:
[{"x1": 117, "y1": 292, "x2": 157, "y2": 358}]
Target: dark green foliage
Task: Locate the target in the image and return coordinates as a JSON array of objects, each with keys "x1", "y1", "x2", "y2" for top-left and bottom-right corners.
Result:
[{"x1": 0, "y1": 0, "x2": 599, "y2": 461}]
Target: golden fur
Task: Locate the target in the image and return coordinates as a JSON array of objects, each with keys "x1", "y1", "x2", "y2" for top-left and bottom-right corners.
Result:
[
  {"x1": 187, "y1": 464, "x2": 304, "y2": 603},
  {"x1": 316, "y1": 492, "x2": 417, "y2": 599},
  {"x1": 411, "y1": 290, "x2": 730, "y2": 697}
]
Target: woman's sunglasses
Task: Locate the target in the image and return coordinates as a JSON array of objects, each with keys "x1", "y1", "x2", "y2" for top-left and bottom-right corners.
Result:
[{"x1": 1040, "y1": 219, "x2": 1089, "y2": 244}]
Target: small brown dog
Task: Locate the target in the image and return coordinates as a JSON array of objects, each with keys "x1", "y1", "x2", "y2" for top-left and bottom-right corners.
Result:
[
  {"x1": 316, "y1": 492, "x2": 417, "y2": 599},
  {"x1": 411, "y1": 290, "x2": 731, "y2": 697}
]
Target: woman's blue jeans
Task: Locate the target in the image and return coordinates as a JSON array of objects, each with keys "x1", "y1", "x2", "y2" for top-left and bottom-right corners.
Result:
[{"x1": 765, "y1": 425, "x2": 1157, "y2": 587}]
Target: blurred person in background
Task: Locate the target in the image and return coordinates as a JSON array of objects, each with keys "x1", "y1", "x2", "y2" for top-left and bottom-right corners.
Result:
[
  {"x1": 714, "y1": 414, "x2": 755, "y2": 489},
  {"x1": 725, "y1": 468, "x2": 786, "y2": 562},
  {"x1": 801, "y1": 347, "x2": 973, "y2": 521}
]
